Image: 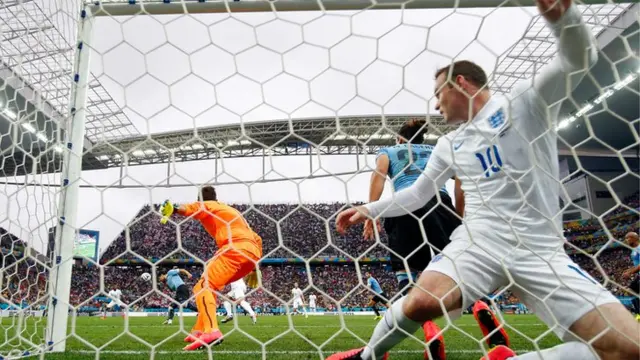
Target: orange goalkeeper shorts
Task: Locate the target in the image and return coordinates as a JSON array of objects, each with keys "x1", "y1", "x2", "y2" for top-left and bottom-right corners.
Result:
[{"x1": 200, "y1": 240, "x2": 262, "y2": 292}]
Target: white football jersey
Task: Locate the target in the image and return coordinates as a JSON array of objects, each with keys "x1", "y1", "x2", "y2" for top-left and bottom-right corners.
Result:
[
  {"x1": 365, "y1": 47, "x2": 586, "y2": 252},
  {"x1": 230, "y1": 279, "x2": 247, "y2": 294},
  {"x1": 109, "y1": 289, "x2": 122, "y2": 300},
  {"x1": 292, "y1": 288, "x2": 303, "y2": 300},
  {"x1": 309, "y1": 294, "x2": 317, "y2": 304}
]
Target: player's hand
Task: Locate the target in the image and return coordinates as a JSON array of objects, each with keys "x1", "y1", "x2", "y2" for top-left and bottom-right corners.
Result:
[
  {"x1": 363, "y1": 219, "x2": 381, "y2": 241},
  {"x1": 336, "y1": 206, "x2": 369, "y2": 234},
  {"x1": 160, "y1": 200, "x2": 175, "y2": 224},
  {"x1": 536, "y1": 0, "x2": 571, "y2": 23},
  {"x1": 622, "y1": 269, "x2": 634, "y2": 278}
]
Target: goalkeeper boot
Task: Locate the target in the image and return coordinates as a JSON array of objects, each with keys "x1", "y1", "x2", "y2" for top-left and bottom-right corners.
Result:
[
  {"x1": 163, "y1": 319, "x2": 172, "y2": 325},
  {"x1": 221, "y1": 315, "x2": 234, "y2": 324},
  {"x1": 473, "y1": 301, "x2": 510, "y2": 348},
  {"x1": 423, "y1": 321, "x2": 445, "y2": 360},
  {"x1": 479, "y1": 345, "x2": 516, "y2": 360},
  {"x1": 183, "y1": 329, "x2": 224, "y2": 351},
  {"x1": 326, "y1": 348, "x2": 388, "y2": 360},
  {"x1": 184, "y1": 330, "x2": 202, "y2": 343},
  {"x1": 635, "y1": 314, "x2": 640, "y2": 322}
]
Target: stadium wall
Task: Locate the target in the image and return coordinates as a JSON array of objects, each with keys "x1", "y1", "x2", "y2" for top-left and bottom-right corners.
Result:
[{"x1": 586, "y1": 172, "x2": 639, "y2": 216}]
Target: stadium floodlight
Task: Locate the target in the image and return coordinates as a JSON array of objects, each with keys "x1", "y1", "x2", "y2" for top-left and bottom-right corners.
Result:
[
  {"x1": 557, "y1": 71, "x2": 639, "y2": 130},
  {"x1": 21, "y1": 123, "x2": 37, "y2": 133},
  {"x1": 2, "y1": 108, "x2": 17, "y2": 120},
  {"x1": 0, "y1": 0, "x2": 638, "y2": 358},
  {"x1": 35, "y1": 132, "x2": 49, "y2": 143}
]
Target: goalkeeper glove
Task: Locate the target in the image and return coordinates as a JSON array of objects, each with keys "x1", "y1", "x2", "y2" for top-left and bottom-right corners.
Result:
[
  {"x1": 160, "y1": 200, "x2": 176, "y2": 224},
  {"x1": 243, "y1": 269, "x2": 261, "y2": 288}
]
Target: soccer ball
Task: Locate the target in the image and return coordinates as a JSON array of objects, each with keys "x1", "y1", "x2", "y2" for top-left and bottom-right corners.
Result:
[{"x1": 141, "y1": 272, "x2": 151, "y2": 281}]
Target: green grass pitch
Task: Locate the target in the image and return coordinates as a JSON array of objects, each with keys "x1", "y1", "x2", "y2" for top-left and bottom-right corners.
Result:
[{"x1": 3, "y1": 314, "x2": 562, "y2": 359}]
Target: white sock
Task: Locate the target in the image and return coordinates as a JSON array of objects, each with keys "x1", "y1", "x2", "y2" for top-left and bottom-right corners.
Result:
[
  {"x1": 513, "y1": 342, "x2": 597, "y2": 360},
  {"x1": 240, "y1": 300, "x2": 255, "y2": 317},
  {"x1": 361, "y1": 297, "x2": 422, "y2": 360},
  {"x1": 223, "y1": 301, "x2": 233, "y2": 317}
]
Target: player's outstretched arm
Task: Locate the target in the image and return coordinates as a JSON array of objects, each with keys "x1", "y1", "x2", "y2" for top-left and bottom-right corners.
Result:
[
  {"x1": 179, "y1": 269, "x2": 193, "y2": 279},
  {"x1": 364, "y1": 154, "x2": 389, "y2": 240},
  {"x1": 623, "y1": 264, "x2": 640, "y2": 278},
  {"x1": 530, "y1": 0, "x2": 598, "y2": 108}
]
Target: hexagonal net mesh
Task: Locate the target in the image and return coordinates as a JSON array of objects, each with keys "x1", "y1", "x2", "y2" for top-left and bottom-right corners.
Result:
[{"x1": 0, "y1": 0, "x2": 639, "y2": 359}]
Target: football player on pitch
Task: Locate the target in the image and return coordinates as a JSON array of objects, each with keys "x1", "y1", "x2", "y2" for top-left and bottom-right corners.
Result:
[
  {"x1": 365, "y1": 118, "x2": 509, "y2": 358},
  {"x1": 160, "y1": 186, "x2": 262, "y2": 350}
]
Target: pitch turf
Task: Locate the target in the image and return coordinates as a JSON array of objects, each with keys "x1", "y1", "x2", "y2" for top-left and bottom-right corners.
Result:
[{"x1": 3, "y1": 314, "x2": 562, "y2": 359}]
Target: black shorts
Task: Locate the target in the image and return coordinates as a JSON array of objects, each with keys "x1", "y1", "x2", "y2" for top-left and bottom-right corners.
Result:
[
  {"x1": 174, "y1": 284, "x2": 190, "y2": 306},
  {"x1": 372, "y1": 292, "x2": 388, "y2": 304},
  {"x1": 383, "y1": 192, "x2": 460, "y2": 273},
  {"x1": 631, "y1": 276, "x2": 640, "y2": 295}
]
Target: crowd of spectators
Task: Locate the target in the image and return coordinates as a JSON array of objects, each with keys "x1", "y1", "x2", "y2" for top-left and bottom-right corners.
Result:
[
  {"x1": 2, "y1": 190, "x2": 638, "y2": 312},
  {"x1": 66, "y1": 263, "x2": 396, "y2": 311},
  {"x1": 100, "y1": 203, "x2": 389, "y2": 263}
]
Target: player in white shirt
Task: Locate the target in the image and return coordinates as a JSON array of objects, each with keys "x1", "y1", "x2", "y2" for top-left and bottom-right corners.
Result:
[
  {"x1": 101, "y1": 289, "x2": 123, "y2": 319},
  {"x1": 106, "y1": 289, "x2": 123, "y2": 310},
  {"x1": 291, "y1": 283, "x2": 308, "y2": 318},
  {"x1": 221, "y1": 279, "x2": 257, "y2": 324},
  {"x1": 308, "y1": 294, "x2": 317, "y2": 313},
  {"x1": 329, "y1": 1, "x2": 639, "y2": 360}
]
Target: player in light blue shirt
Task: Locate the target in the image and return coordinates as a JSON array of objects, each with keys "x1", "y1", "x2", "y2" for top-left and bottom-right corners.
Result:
[
  {"x1": 159, "y1": 267, "x2": 193, "y2": 325},
  {"x1": 358, "y1": 272, "x2": 388, "y2": 320},
  {"x1": 623, "y1": 232, "x2": 639, "y2": 320}
]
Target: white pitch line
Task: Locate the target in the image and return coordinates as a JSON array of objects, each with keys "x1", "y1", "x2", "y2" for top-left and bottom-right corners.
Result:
[
  {"x1": 69, "y1": 349, "x2": 529, "y2": 355},
  {"x1": 80, "y1": 323, "x2": 545, "y2": 328}
]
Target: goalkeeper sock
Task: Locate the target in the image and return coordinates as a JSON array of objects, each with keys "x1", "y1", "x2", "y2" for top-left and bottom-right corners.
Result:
[
  {"x1": 512, "y1": 342, "x2": 597, "y2": 360},
  {"x1": 196, "y1": 289, "x2": 219, "y2": 333},
  {"x1": 168, "y1": 306, "x2": 175, "y2": 320},
  {"x1": 240, "y1": 301, "x2": 255, "y2": 317},
  {"x1": 372, "y1": 306, "x2": 380, "y2": 317},
  {"x1": 360, "y1": 297, "x2": 421, "y2": 360}
]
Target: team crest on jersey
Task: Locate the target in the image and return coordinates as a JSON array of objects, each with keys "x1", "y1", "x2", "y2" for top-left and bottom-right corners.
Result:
[{"x1": 488, "y1": 109, "x2": 505, "y2": 129}]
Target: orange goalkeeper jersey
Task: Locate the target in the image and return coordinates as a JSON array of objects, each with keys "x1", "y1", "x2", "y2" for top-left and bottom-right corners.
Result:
[{"x1": 177, "y1": 201, "x2": 262, "y2": 249}]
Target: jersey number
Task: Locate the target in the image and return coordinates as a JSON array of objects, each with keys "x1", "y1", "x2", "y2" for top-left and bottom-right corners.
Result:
[
  {"x1": 397, "y1": 149, "x2": 428, "y2": 176},
  {"x1": 475, "y1": 145, "x2": 503, "y2": 178}
]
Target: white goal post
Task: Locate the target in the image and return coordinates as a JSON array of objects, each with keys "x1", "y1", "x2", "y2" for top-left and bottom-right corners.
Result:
[{"x1": 1, "y1": 0, "x2": 635, "y2": 357}]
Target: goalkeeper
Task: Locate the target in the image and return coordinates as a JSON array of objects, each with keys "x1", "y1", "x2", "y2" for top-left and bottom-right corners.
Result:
[{"x1": 160, "y1": 186, "x2": 262, "y2": 351}]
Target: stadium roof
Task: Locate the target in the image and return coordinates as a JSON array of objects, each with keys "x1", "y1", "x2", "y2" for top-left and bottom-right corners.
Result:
[{"x1": 0, "y1": 2, "x2": 638, "y2": 178}]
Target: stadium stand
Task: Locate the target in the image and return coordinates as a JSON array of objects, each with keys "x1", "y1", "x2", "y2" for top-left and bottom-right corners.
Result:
[{"x1": 1, "y1": 191, "x2": 638, "y2": 313}]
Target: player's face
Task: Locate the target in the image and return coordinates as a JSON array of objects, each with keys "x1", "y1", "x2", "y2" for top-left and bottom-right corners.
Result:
[
  {"x1": 626, "y1": 233, "x2": 639, "y2": 247},
  {"x1": 434, "y1": 73, "x2": 469, "y2": 124}
]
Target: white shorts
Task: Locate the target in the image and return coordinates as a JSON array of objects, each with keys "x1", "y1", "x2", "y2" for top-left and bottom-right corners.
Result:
[
  {"x1": 230, "y1": 290, "x2": 245, "y2": 300},
  {"x1": 106, "y1": 300, "x2": 122, "y2": 309},
  {"x1": 293, "y1": 299, "x2": 303, "y2": 308},
  {"x1": 425, "y1": 233, "x2": 620, "y2": 340}
]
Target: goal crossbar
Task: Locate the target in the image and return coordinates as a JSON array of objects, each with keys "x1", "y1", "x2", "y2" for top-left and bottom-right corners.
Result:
[{"x1": 88, "y1": 0, "x2": 617, "y2": 17}]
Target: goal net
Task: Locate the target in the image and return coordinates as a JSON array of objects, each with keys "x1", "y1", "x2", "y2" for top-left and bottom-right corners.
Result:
[{"x1": 0, "y1": 0, "x2": 638, "y2": 358}]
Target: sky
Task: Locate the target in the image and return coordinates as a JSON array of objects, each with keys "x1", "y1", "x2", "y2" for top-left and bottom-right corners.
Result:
[{"x1": 0, "y1": 3, "x2": 633, "y2": 256}]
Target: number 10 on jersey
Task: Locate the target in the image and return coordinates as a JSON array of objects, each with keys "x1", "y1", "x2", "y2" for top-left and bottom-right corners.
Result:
[{"x1": 475, "y1": 145, "x2": 503, "y2": 178}]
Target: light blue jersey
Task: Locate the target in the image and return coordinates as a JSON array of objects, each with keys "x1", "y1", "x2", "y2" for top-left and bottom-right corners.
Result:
[
  {"x1": 378, "y1": 144, "x2": 448, "y2": 194},
  {"x1": 631, "y1": 246, "x2": 640, "y2": 267},
  {"x1": 367, "y1": 277, "x2": 383, "y2": 294},
  {"x1": 166, "y1": 269, "x2": 184, "y2": 291}
]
